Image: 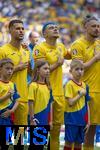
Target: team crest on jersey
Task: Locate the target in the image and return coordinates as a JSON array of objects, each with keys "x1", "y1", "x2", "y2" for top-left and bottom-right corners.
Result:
[
  {"x1": 72, "y1": 49, "x2": 77, "y2": 55},
  {"x1": 34, "y1": 49, "x2": 39, "y2": 56}
]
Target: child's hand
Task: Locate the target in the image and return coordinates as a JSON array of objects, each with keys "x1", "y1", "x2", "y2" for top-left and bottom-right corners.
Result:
[
  {"x1": 84, "y1": 123, "x2": 90, "y2": 134},
  {"x1": 50, "y1": 122, "x2": 53, "y2": 130},
  {"x1": 8, "y1": 89, "x2": 14, "y2": 95},
  {"x1": 79, "y1": 88, "x2": 86, "y2": 96},
  {"x1": 30, "y1": 118, "x2": 39, "y2": 125},
  {"x1": 1, "y1": 109, "x2": 12, "y2": 118}
]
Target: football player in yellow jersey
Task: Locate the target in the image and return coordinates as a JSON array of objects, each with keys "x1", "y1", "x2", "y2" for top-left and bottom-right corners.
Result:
[
  {"x1": 71, "y1": 15, "x2": 100, "y2": 150},
  {"x1": 0, "y1": 58, "x2": 19, "y2": 125},
  {"x1": 33, "y1": 22, "x2": 71, "y2": 150},
  {"x1": 0, "y1": 19, "x2": 30, "y2": 125}
]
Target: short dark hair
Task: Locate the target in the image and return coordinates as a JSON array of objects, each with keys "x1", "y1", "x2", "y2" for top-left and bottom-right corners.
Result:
[
  {"x1": 83, "y1": 15, "x2": 98, "y2": 26},
  {"x1": 9, "y1": 19, "x2": 23, "y2": 29},
  {"x1": 0, "y1": 58, "x2": 14, "y2": 67},
  {"x1": 42, "y1": 22, "x2": 58, "y2": 35}
]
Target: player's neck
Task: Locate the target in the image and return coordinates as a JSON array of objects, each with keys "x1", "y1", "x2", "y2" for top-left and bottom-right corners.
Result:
[
  {"x1": 46, "y1": 38, "x2": 57, "y2": 46},
  {"x1": 72, "y1": 78, "x2": 82, "y2": 85},
  {"x1": 10, "y1": 39, "x2": 21, "y2": 50},
  {"x1": 37, "y1": 77, "x2": 45, "y2": 84},
  {"x1": 0, "y1": 76, "x2": 9, "y2": 83},
  {"x1": 85, "y1": 34, "x2": 95, "y2": 43}
]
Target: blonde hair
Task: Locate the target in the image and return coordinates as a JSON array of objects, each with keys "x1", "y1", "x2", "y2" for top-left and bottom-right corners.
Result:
[{"x1": 70, "y1": 59, "x2": 84, "y2": 69}]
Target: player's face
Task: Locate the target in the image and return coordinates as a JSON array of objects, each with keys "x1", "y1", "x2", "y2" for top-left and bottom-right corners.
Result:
[
  {"x1": 30, "y1": 35, "x2": 39, "y2": 45},
  {"x1": 10, "y1": 23, "x2": 25, "y2": 40},
  {"x1": 39, "y1": 63, "x2": 50, "y2": 79},
  {"x1": 71, "y1": 64, "x2": 84, "y2": 80},
  {"x1": 45, "y1": 24, "x2": 59, "y2": 38},
  {"x1": 85, "y1": 20, "x2": 100, "y2": 38},
  {"x1": 1, "y1": 63, "x2": 14, "y2": 80}
]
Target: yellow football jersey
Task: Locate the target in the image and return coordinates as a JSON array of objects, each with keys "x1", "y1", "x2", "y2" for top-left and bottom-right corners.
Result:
[
  {"x1": 33, "y1": 42, "x2": 68, "y2": 96},
  {"x1": 0, "y1": 44, "x2": 30, "y2": 102},
  {"x1": 71, "y1": 36, "x2": 100, "y2": 92},
  {"x1": 64, "y1": 80, "x2": 86, "y2": 112},
  {"x1": 0, "y1": 80, "x2": 14, "y2": 109},
  {"x1": 28, "y1": 82, "x2": 50, "y2": 114}
]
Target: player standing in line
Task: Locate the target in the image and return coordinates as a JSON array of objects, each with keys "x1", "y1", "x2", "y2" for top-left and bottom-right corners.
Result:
[
  {"x1": 64, "y1": 60, "x2": 90, "y2": 150},
  {"x1": 0, "y1": 58, "x2": 19, "y2": 125},
  {"x1": 33, "y1": 22, "x2": 71, "y2": 150},
  {"x1": 0, "y1": 19, "x2": 30, "y2": 125},
  {"x1": 71, "y1": 15, "x2": 100, "y2": 150}
]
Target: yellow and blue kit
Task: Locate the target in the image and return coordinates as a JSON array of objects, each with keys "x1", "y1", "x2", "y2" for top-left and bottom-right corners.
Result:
[
  {"x1": 33, "y1": 41, "x2": 69, "y2": 123},
  {"x1": 64, "y1": 80, "x2": 90, "y2": 143},
  {"x1": 33, "y1": 41, "x2": 68, "y2": 96},
  {"x1": 28, "y1": 82, "x2": 53, "y2": 125},
  {"x1": 33, "y1": 41, "x2": 69, "y2": 150},
  {"x1": 0, "y1": 44, "x2": 30, "y2": 125},
  {"x1": 0, "y1": 80, "x2": 20, "y2": 125},
  {"x1": 71, "y1": 36, "x2": 100, "y2": 124}
]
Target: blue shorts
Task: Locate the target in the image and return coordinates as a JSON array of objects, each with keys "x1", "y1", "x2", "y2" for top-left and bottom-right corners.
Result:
[{"x1": 65, "y1": 124, "x2": 85, "y2": 144}]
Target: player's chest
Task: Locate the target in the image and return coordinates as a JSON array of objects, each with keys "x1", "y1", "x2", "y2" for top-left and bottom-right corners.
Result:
[
  {"x1": 45, "y1": 47, "x2": 63, "y2": 63},
  {"x1": 0, "y1": 83, "x2": 13, "y2": 96},
  {"x1": 6, "y1": 50, "x2": 29, "y2": 65},
  {"x1": 83, "y1": 43, "x2": 100, "y2": 62}
]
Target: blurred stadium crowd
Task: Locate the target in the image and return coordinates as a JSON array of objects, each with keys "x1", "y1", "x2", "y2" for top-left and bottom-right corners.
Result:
[{"x1": 0, "y1": 0, "x2": 99, "y2": 47}]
